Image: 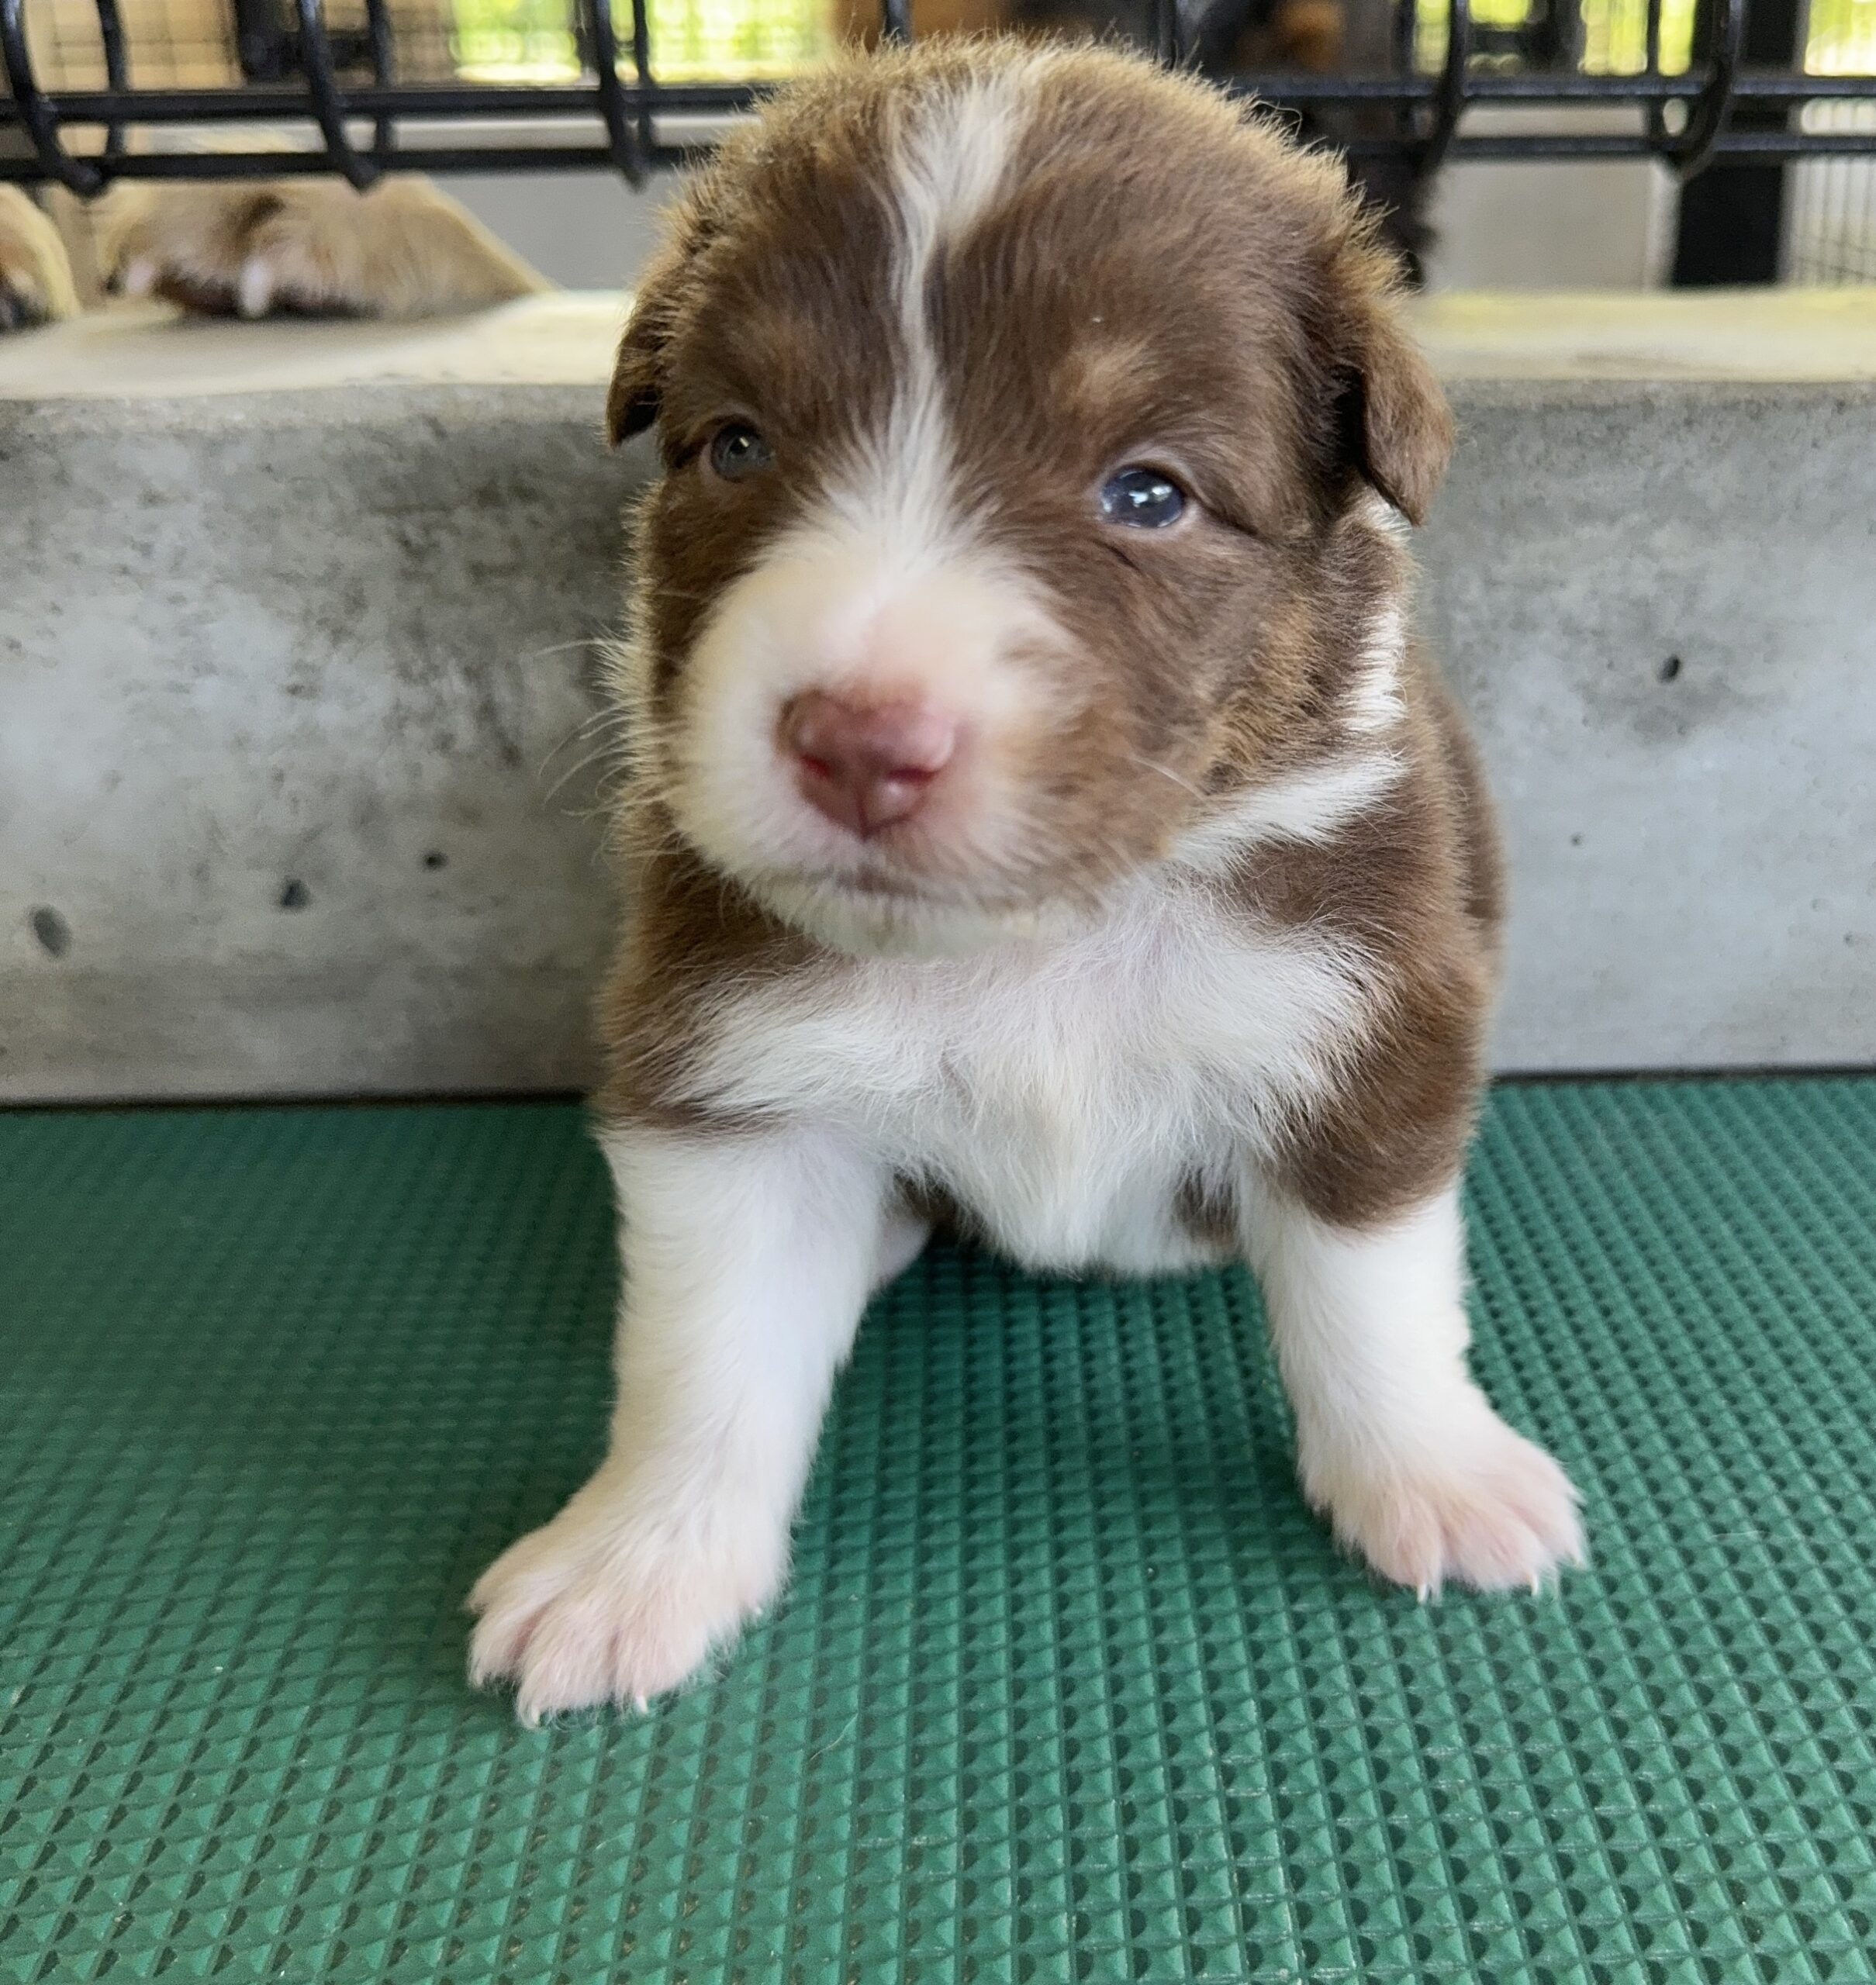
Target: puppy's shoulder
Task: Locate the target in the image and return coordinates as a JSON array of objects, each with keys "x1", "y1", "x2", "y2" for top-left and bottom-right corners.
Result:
[{"x1": 593, "y1": 823, "x2": 820, "y2": 1131}]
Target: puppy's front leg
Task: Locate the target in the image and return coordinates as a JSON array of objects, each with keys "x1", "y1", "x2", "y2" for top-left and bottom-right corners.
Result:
[
  {"x1": 470, "y1": 1123, "x2": 890, "y2": 1721},
  {"x1": 1247, "y1": 1179, "x2": 1584, "y2": 1597}
]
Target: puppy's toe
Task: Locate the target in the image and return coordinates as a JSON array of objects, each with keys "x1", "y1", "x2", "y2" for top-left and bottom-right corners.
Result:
[
  {"x1": 1307, "y1": 1397, "x2": 1585, "y2": 1598},
  {"x1": 468, "y1": 1485, "x2": 785, "y2": 1723}
]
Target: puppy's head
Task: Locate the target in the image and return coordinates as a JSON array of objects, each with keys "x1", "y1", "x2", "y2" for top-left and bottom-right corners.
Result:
[{"x1": 612, "y1": 41, "x2": 1449, "y2": 955}]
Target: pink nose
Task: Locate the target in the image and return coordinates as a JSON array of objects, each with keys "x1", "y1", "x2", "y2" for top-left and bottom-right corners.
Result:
[{"x1": 781, "y1": 692, "x2": 959, "y2": 837}]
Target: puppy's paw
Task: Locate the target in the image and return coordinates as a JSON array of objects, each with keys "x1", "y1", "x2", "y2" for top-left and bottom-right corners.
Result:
[
  {"x1": 0, "y1": 188, "x2": 79, "y2": 331},
  {"x1": 106, "y1": 178, "x2": 547, "y2": 323},
  {"x1": 1304, "y1": 1396, "x2": 1585, "y2": 1597},
  {"x1": 468, "y1": 1473, "x2": 786, "y2": 1723}
]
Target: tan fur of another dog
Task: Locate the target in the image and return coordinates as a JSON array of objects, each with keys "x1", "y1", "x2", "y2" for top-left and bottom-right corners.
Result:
[{"x1": 1, "y1": 0, "x2": 545, "y2": 322}]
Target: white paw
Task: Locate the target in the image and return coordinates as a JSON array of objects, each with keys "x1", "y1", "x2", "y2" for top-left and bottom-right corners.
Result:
[
  {"x1": 467, "y1": 1471, "x2": 786, "y2": 1723},
  {"x1": 1302, "y1": 1395, "x2": 1585, "y2": 1597}
]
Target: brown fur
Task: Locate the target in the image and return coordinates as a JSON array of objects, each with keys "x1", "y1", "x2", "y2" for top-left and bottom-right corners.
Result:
[
  {"x1": 595, "y1": 830, "x2": 819, "y2": 1133},
  {"x1": 596, "y1": 41, "x2": 1477, "y2": 1234},
  {"x1": 1230, "y1": 656, "x2": 1503, "y2": 1224}
]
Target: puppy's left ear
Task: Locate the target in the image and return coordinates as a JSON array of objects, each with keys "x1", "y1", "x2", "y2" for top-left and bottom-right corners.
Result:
[{"x1": 1322, "y1": 234, "x2": 1453, "y2": 526}]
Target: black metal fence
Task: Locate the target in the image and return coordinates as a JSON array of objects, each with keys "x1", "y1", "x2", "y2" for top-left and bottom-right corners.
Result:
[{"x1": 3, "y1": 0, "x2": 1874, "y2": 216}]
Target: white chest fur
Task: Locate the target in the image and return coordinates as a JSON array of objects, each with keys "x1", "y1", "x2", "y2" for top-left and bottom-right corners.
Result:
[{"x1": 689, "y1": 879, "x2": 1377, "y2": 1275}]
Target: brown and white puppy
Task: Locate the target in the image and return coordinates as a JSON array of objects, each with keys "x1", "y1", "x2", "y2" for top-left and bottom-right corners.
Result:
[{"x1": 453, "y1": 36, "x2": 1583, "y2": 1721}]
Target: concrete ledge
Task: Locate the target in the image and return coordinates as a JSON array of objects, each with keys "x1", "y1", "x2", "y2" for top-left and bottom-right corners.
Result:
[{"x1": 3, "y1": 293, "x2": 1873, "y2": 1100}]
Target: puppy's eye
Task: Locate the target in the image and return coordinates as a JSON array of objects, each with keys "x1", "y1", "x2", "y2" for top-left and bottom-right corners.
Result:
[
  {"x1": 1098, "y1": 465, "x2": 1187, "y2": 530},
  {"x1": 707, "y1": 423, "x2": 774, "y2": 481}
]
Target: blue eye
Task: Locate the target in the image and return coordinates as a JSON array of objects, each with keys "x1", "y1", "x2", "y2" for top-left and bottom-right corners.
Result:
[
  {"x1": 1099, "y1": 465, "x2": 1187, "y2": 530},
  {"x1": 708, "y1": 423, "x2": 773, "y2": 480}
]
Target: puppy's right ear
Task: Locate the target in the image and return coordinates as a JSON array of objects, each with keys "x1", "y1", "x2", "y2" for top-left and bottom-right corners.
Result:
[
  {"x1": 607, "y1": 191, "x2": 723, "y2": 444},
  {"x1": 605, "y1": 250, "x2": 683, "y2": 447}
]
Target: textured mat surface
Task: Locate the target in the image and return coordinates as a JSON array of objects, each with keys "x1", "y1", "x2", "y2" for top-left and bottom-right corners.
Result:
[{"x1": 3, "y1": 1080, "x2": 1875, "y2": 1983}]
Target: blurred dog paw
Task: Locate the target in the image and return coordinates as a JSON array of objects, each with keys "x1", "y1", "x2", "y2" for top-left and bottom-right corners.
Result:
[
  {"x1": 105, "y1": 177, "x2": 551, "y2": 322},
  {"x1": 0, "y1": 188, "x2": 81, "y2": 332}
]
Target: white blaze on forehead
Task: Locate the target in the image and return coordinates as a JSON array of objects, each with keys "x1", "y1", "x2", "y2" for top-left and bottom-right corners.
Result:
[
  {"x1": 654, "y1": 62, "x2": 1084, "y2": 948},
  {"x1": 821, "y1": 64, "x2": 1039, "y2": 554},
  {"x1": 890, "y1": 67, "x2": 1034, "y2": 335}
]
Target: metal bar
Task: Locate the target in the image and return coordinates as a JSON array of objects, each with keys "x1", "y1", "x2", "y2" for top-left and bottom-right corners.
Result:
[
  {"x1": 291, "y1": 0, "x2": 379, "y2": 188},
  {"x1": 94, "y1": 0, "x2": 130, "y2": 161},
  {"x1": 1645, "y1": 0, "x2": 1667, "y2": 145},
  {"x1": 9, "y1": 70, "x2": 1876, "y2": 133},
  {"x1": 0, "y1": 0, "x2": 105, "y2": 192},
  {"x1": 233, "y1": 0, "x2": 295, "y2": 81},
  {"x1": 879, "y1": 0, "x2": 914, "y2": 43},
  {"x1": 579, "y1": 0, "x2": 644, "y2": 185},
  {"x1": 5, "y1": 60, "x2": 1875, "y2": 189},
  {"x1": 1422, "y1": 0, "x2": 1474, "y2": 173},
  {"x1": 363, "y1": 0, "x2": 395, "y2": 160},
  {"x1": 1674, "y1": 0, "x2": 1808, "y2": 279},
  {"x1": 7, "y1": 126, "x2": 1875, "y2": 185},
  {"x1": 1390, "y1": 0, "x2": 1417, "y2": 149},
  {"x1": 0, "y1": 81, "x2": 766, "y2": 123},
  {"x1": 628, "y1": 0, "x2": 655, "y2": 168},
  {"x1": 1674, "y1": 0, "x2": 1748, "y2": 175}
]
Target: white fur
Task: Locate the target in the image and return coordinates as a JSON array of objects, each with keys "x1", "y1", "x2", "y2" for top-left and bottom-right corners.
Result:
[
  {"x1": 1342, "y1": 493, "x2": 1411, "y2": 737},
  {"x1": 1169, "y1": 750, "x2": 1404, "y2": 874},
  {"x1": 237, "y1": 254, "x2": 275, "y2": 320},
  {"x1": 470, "y1": 878, "x2": 1382, "y2": 1720},
  {"x1": 1360, "y1": 489, "x2": 1411, "y2": 542},
  {"x1": 653, "y1": 65, "x2": 1078, "y2": 953},
  {"x1": 468, "y1": 1123, "x2": 893, "y2": 1721},
  {"x1": 471, "y1": 875, "x2": 1584, "y2": 1717},
  {"x1": 470, "y1": 71, "x2": 1585, "y2": 1721},
  {"x1": 1245, "y1": 1180, "x2": 1585, "y2": 1597},
  {"x1": 666, "y1": 530, "x2": 1065, "y2": 945},
  {"x1": 681, "y1": 873, "x2": 1378, "y2": 1275},
  {"x1": 1344, "y1": 600, "x2": 1407, "y2": 736},
  {"x1": 855, "y1": 64, "x2": 1036, "y2": 551}
]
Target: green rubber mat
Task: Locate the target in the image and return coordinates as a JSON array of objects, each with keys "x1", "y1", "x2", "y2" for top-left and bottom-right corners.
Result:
[{"x1": 4, "y1": 1080, "x2": 1875, "y2": 1983}]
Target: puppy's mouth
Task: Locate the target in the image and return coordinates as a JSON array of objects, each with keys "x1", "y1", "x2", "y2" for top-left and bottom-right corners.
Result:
[
  {"x1": 757, "y1": 853, "x2": 1009, "y2": 917},
  {"x1": 728, "y1": 836, "x2": 1111, "y2": 959}
]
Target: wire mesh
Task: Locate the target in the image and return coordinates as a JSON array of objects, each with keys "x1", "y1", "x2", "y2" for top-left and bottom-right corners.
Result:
[{"x1": 1790, "y1": 96, "x2": 1876, "y2": 274}]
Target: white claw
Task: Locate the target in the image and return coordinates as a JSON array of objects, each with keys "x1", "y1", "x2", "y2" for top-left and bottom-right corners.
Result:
[
  {"x1": 120, "y1": 256, "x2": 157, "y2": 299},
  {"x1": 633, "y1": 1694, "x2": 649, "y2": 1715},
  {"x1": 237, "y1": 254, "x2": 275, "y2": 319}
]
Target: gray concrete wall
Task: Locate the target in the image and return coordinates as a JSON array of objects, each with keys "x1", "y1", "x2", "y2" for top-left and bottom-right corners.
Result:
[{"x1": 2, "y1": 292, "x2": 1873, "y2": 1101}]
